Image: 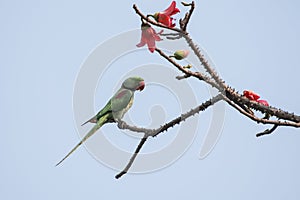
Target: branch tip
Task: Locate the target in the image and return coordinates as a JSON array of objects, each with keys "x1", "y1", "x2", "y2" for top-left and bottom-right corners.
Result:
[
  {"x1": 256, "y1": 125, "x2": 279, "y2": 137},
  {"x1": 181, "y1": 1, "x2": 192, "y2": 6}
]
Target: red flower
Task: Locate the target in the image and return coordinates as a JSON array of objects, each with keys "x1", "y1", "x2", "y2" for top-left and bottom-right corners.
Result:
[
  {"x1": 136, "y1": 23, "x2": 162, "y2": 53},
  {"x1": 243, "y1": 90, "x2": 270, "y2": 107},
  {"x1": 243, "y1": 90, "x2": 260, "y2": 101},
  {"x1": 153, "y1": 1, "x2": 180, "y2": 28},
  {"x1": 257, "y1": 99, "x2": 269, "y2": 107}
]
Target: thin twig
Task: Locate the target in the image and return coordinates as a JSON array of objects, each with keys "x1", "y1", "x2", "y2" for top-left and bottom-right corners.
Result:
[
  {"x1": 117, "y1": 120, "x2": 154, "y2": 135},
  {"x1": 157, "y1": 29, "x2": 183, "y2": 40},
  {"x1": 159, "y1": 32, "x2": 183, "y2": 40},
  {"x1": 180, "y1": 1, "x2": 195, "y2": 31},
  {"x1": 256, "y1": 125, "x2": 279, "y2": 137},
  {"x1": 167, "y1": 35, "x2": 184, "y2": 40},
  {"x1": 159, "y1": 32, "x2": 180, "y2": 37},
  {"x1": 155, "y1": 48, "x2": 221, "y2": 90},
  {"x1": 115, "y1": 136, "x2": 148, "y2": 179}
]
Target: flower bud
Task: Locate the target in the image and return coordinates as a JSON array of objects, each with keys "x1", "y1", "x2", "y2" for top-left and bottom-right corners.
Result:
[{"x1": 172, "y1": 50, "x2": 189, "y2": 60}]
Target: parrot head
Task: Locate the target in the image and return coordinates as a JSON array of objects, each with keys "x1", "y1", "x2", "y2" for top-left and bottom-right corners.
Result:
[{"x1": 122, "y1": 76, "x2": 145, "y2": 91}]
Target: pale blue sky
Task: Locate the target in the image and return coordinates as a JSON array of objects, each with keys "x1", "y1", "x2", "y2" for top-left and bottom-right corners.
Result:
[{"x1": 1, "y1": 0, "x2": 300, "y2": 199}]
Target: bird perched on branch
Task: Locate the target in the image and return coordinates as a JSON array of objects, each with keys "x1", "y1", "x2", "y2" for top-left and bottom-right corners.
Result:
[{"x1": 56, "y1": 76, "x2": 145, "y2": 166}]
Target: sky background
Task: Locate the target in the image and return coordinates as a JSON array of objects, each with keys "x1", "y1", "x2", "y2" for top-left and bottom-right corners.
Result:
[{"x1": 1, "y1": 0, "x2": 300, "y2": 199}]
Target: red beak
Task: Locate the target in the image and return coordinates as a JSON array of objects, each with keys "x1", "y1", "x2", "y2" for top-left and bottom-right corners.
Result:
[{"x1": 137, "y1": 81, "x2": 145, "y2": 91}]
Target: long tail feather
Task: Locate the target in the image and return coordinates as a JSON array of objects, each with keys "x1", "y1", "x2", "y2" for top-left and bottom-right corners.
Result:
[{"x1": 56, "y1": 115, "x2": 108, "y2": 166}]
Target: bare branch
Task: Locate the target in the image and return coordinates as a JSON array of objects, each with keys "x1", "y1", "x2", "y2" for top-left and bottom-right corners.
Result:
[
  {"x1": 182, "y1": 34, "x2": 227, "y2": 90},
  {"x1": 118, "y1": 94, "x2": 223, "y2": 137},
  {"x1": 115, "y1": 94, "x2": 223, "y2": 178},
  {"x1": 115, "y1": 136, "x2": 148, "y2": 179},
  {"x1": 117, "y1": 120, "x2": 154, "y2": 135},
  {"x1": 159, "y1": 32, "x2": 182, "y2": 40},
  {"x1": 181, "y1": 1, "x2": 193, "y2": 6},
  {"x1": 256, "y1": 125, "x2": 279, "y2": 137},
  {"x1": 180, "y1": 1, "x2": 195, "y2": 31},
  {"x1": 159, "y1": 32, "x2": 180, "y2": 37},
  {"x1": 176, "y1": 74, "x2": 191, "y2": 80},
  {"x1": 152, "y1": 94, "x2": 223, "y2": 137}
]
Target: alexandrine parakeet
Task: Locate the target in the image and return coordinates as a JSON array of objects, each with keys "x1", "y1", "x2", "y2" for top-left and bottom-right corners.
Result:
[{"x1": 56, "y1": 77, "x2": 145, "y2": 166}]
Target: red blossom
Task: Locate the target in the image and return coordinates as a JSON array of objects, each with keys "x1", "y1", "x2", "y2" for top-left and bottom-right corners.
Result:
[
  {"x1": 136, "y1": 23, "x2": 162, "y2": 53},
  {"x1": 257, "y1": 99, "x2": 269, "y2": 107},
  {"x1": 153, "y1": 1, "x2": 180, "y2": 28},
  {"x1": 243, "y1": 90, "x2": 270, "y2": 107},
  {"x1": 243, "y1": 90, "x2": 260, "y2": 101}
]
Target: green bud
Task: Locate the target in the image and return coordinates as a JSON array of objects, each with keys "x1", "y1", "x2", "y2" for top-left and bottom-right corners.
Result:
[{"x1": 172, "y1": 50, "x2": 189, "y2": 60}]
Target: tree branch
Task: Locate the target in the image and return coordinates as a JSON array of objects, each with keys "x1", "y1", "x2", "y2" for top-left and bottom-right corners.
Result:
[
  {"x1": 115, "y1": 94, "x2": 223, "y2": 178},
  {"x1": 180, "y1": 1, "x2": 195, "y2": 31},
  {"x1": 256, "y1": 125, "x2": 279, "y2": 137},
  {"x1": 225, "y1": 89, "x2": 300, "y2": 124},
  {"x1": 118, "y1": 94, "x2": 223, "y2": 137},
  {"x1": 182, "y1": 34, "x2": 227, "y2": 90},
  {"x1": 222, "y1": 94, "x2": 300, "y2": 127},
  {"x1": 115, "y1": 136, "x2": 148, "y2": 179}
]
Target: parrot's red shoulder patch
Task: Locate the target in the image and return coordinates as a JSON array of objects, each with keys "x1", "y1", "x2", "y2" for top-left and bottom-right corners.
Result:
[{"x1": 116, "y1": 90, "x2": 128, "y2": 99}]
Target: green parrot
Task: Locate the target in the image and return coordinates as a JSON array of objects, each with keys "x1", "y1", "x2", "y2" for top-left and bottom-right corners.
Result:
[{"x1": 56, "y1": 76, "x2": 145, "y2": 166}]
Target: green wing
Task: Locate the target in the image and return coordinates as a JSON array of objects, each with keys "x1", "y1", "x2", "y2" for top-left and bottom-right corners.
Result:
[
  {"x1": 82, "y1": 88, "x2": 133, "y2": 125},
  {"x1": 111, "y1": 88, "x2": 133, "y2": 112},
  {"x1": 95, "y1": 100, "x2": 112, "y2": 119}
]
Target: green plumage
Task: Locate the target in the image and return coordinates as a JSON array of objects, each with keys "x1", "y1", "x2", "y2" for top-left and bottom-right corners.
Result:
[{"x1": 56, "y1": 77, "x2": 144, "y2": 166}]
